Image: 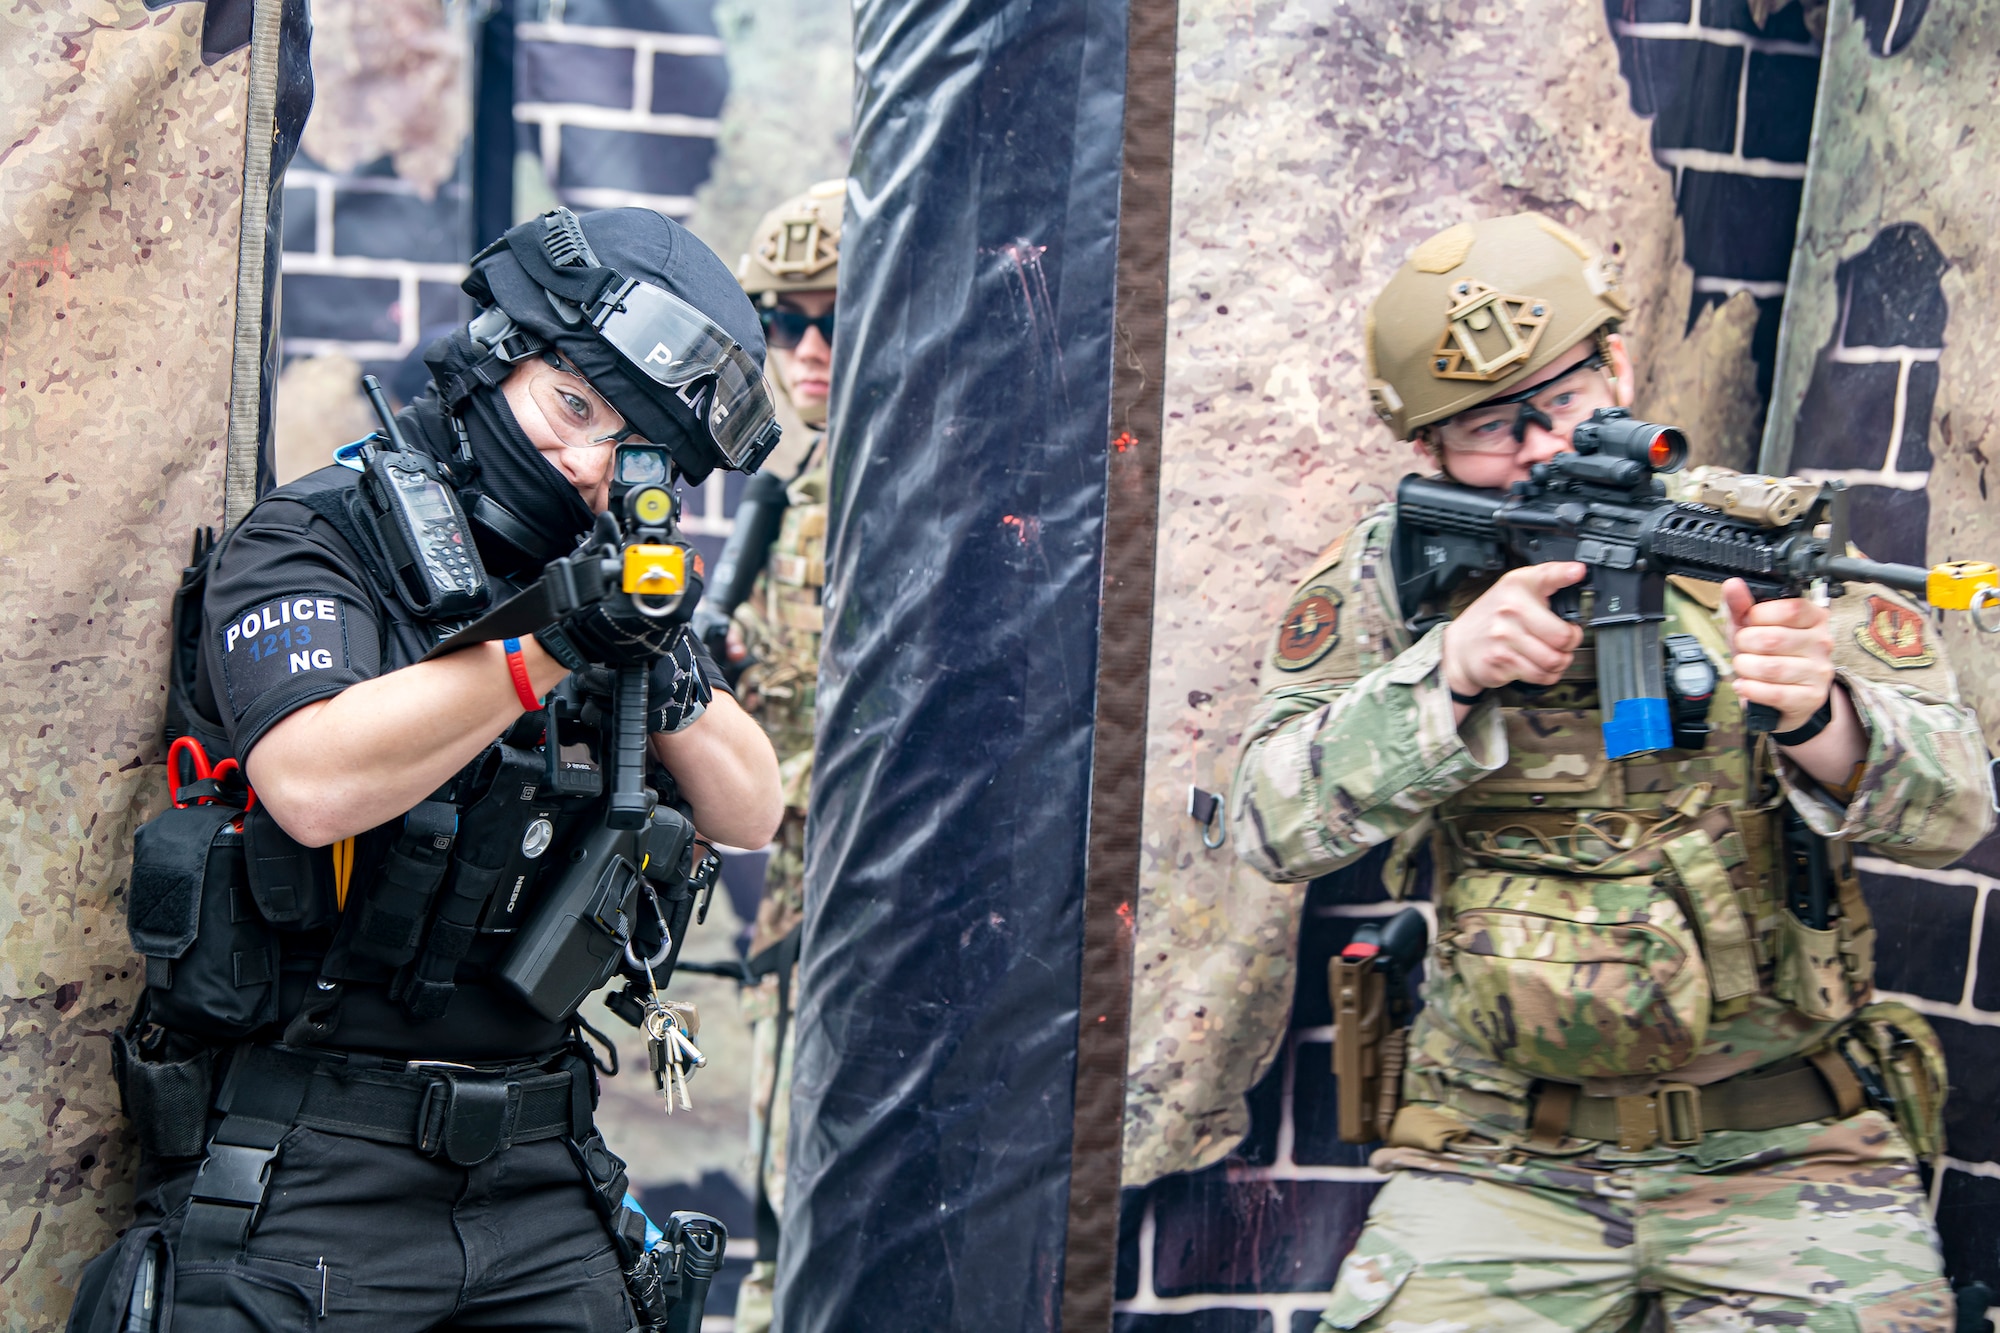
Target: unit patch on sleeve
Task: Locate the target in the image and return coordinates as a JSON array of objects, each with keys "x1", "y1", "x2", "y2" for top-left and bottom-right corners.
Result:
[
  {"x1": 1856, "y1": 594, "x2": 1937, "y2": 669},
  {"x1": 1273, "y1": 584, "x2": 1343, "y2": 672},
  {"x1": 219, "y1": 595, "x2": 353, "y2": 710}
]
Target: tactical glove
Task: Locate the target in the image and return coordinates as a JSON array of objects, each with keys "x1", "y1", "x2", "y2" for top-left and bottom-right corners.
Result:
[
  {"x1": 647, "y1": 626, "x2": 714, "y2": 733},
  {"x1": 541, "y1": 556, "x2": 705, "y2": 670}
]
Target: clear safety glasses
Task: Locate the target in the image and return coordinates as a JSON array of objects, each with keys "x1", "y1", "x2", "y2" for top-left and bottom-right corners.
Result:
[
  {"x1": 528, "y1": 354, "x2": 637, "y2": 453},
  {"x1": 592, "y1": 278, "x2": 783, "y2": 473},
  {"x1": 1434, "y1": 353, "x2": 1612, "y2": 455}
]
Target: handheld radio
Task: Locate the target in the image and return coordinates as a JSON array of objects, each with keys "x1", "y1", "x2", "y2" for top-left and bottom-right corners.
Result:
[{"x1": 360, "y1": 374, "x2": 490, "y2": 619}]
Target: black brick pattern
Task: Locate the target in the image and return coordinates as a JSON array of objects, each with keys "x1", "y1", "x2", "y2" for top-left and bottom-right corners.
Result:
[
  {"x1": 1862, "y1": 872, "x2": 1979, "y2": 1005},
  {"x1": 1115, "y1": 846, "x2": 1418, "y2": 1323},
  {"x1": 1605, "y1": 0, "x2": 1821, "y2": 460},
  {"x1": 281, "y1": 1, "x2": 731, "y2": 380},
  {"x1": 1789, "y1": 224, "x2": 1945, "y2": 569},
  {"x1": 1115, "y1": 1312, "x2": 1271, "y2": 1333},
  {"x1": 513, "y1": 2, "x2": 728, "y2": 216}
]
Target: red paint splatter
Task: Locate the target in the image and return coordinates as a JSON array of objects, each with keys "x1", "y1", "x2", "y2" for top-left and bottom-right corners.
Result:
[
  {"x1": 1000, "y1": 514, "x2": 1042, "y2": 545},
  {"x1": 1116, "y1": 900, "x2": 1134, "y2": 934}
]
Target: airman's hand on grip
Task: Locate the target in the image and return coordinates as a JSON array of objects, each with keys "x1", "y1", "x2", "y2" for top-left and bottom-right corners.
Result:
[
  {"x1": 1721, "y1": 578, "x2": 1836, "y2": 734},
  {"x1": 1441, "y1": 561, "x2": 1587, "y2": 697}
]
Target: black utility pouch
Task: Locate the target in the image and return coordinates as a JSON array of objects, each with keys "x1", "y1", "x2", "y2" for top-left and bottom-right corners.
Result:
[
  {"x1": 111, "y1": 1023, "x2": 215, "y2": 1159},
  {"x1": 128, "y1": 804, "x2": 279, "y2": 1043},
  {"x1": 242, "y1": 804, "x2": 334, "y2": 930},
  {"x1": 65, "y1": 1223, "x2": 170, "y2": 1333},
  {"x1": 350, "y1": 800, "x2": 458, "y2": 967}
]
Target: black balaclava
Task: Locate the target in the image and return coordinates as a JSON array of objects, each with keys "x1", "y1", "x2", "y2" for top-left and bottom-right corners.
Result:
[{"x1": 408, "y1": 328, "x2": 596, "y2": 578}]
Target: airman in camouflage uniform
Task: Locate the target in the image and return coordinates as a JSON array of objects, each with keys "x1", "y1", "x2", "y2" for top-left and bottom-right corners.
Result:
[
  {"x1": 727, "y1": 179, "x2": 842, "y2": 1333},
  {"x1": 1231, "y1": 214, "x2": 1995, "y2": 1331}
]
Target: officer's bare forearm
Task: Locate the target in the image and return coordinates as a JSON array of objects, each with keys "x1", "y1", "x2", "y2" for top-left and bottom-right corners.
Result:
[
  {"x1": 247, "y1": 637, "x2": 569, "y2": 847},
  {"x1": 651, "y1": 692, "x2": 783, "y2": 848}
]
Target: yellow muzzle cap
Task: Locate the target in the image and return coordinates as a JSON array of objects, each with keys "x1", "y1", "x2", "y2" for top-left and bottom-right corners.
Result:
[
  {"x1": 623, "y1": 544, "x2": 687, "y2": 597},
  {"x1": 1926, "y1": 560, "x2": 2000, "y2": 610}
]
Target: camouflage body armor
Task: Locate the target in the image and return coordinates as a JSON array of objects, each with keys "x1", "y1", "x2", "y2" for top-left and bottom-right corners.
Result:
[
  {"x1": 734, "y1": 458, "x2": 826, "y2": 957},
  {"x1": 1419, "y1": 572, "x2": 1873, "y2": 1112}
]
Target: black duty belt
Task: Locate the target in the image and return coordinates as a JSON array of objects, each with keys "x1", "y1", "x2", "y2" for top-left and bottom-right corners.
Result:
[
  {"x1": 178, "y1": 1044, "x2": 589, "y2": 1264},
  {"x1": 1531, "y1": 1050, "x2": 1864, "y2": 1153},
  {"x1": 291, "y1": 1058, "x2": 581, "y2": 1156}
]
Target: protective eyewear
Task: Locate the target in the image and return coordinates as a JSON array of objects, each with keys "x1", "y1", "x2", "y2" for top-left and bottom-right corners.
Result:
[
  {"x1": 759, "y1": 306, "x2": 835, "y2": 351},
  {"x1": 591, "y1": 277, "x2": 783, "y2": 473},
  {"x1": 530, "y1": 352, "x2": 642, "y2": 452},
  {"x1": 1435, "y1": 353, "x2": 1609, "y2": 454}
]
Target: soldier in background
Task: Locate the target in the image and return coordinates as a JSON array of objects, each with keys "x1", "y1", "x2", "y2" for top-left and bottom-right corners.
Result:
[
  {"x1": 696, "y1": 178, "x2": 843, "y2": 1333},
  {"x1": 1230, "y1": 214, "x2": 1994, "y2": 1331}
]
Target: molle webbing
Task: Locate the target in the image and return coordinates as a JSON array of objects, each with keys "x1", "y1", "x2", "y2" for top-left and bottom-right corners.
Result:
[
  {"x1": 1664, "y1": 826, "x2": 1759, "y2": 1002},
  {"x1": 398, "y1": 744, "x2": 546, "y2": 1020},
  {"x1": 351, "y1": 800, "x2": 458, "y2": 966}
]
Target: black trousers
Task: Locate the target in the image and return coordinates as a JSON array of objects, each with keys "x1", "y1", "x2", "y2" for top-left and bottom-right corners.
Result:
[{"x1": 130, "y1": 1128, "x2": 637, "y2": 1332}]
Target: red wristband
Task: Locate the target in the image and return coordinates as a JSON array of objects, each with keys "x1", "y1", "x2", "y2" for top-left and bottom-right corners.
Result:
[{"x1": 503, "y1": 638, "x2": 542, "y2": 711}]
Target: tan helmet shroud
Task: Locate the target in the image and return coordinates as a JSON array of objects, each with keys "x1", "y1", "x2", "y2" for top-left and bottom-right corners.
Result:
[
  {"x1": 737, "y1": 179, "x2": 845, "y2": 298},
  {"x1": 1365, "y1": 213, "x2": 1631, "y2": 440}
]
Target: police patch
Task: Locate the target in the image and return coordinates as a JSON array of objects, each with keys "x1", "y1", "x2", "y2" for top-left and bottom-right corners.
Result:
[
  {"x1": 219, "y1": 594, "x2": 352, "y2": 710},
  {"x1": 1274, "y1": 584, "x2": 1342, "y2": 672},
  {"x1": 1856, "y1": 594, "x2": 1936, "y2": 669}
]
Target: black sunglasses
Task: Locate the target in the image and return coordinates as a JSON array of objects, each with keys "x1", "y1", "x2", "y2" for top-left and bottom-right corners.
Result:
[{"x1": 759, "y1": 306, "x2": 835, "y2": 350}]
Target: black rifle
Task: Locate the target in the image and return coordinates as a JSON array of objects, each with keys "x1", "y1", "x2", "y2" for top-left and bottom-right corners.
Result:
[
  {"x1": 690, "y1": 468, "x2": 789, "y2": 684},
  {"x1": 430, "y1": 443, "x2": 697, "y2": 829},
  {"x1": 1393, "y1": 408, "x2": 1999, "y2": 758}
]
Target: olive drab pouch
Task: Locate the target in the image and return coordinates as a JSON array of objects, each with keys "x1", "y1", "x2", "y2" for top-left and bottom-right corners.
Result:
[
  {"x1": 1433, "y1": 870, "x2": 1711, "y2": 1080},
  {"x1": 1840, "y1": 1001, "x2": 1948, "y2": 1158},
  {"x1": 127, "y1": 803, "x2": 279, "y2": 1043},
  {"x1": 1773, "y1": 846, "x2": 1874, "y2": 1024}
]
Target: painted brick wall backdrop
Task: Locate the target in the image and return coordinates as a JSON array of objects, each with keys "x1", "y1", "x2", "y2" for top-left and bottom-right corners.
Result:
[
  {"x1": 1607, "y1": 0, "x2": 1821, "y2": 462},
  {"x1": 1762, "y1": 0, "x2": 2000, "y2": 1308},
  {"x1": 1111, "y1": 0, "x2": 1997, "y2": 1327}
]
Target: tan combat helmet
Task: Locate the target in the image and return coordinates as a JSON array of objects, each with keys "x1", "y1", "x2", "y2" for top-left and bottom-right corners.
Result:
[
  {"x1": 1365, "y1": 213, "x2": 1631, "y2": 440},
  {"x1": 738, "y1": 179, "x2": 845, "y2": 299}
]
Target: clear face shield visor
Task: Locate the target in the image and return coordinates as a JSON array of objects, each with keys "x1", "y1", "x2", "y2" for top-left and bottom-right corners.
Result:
[{"x1": 591, "y1": 278, "x2": 784, "y2": 473}]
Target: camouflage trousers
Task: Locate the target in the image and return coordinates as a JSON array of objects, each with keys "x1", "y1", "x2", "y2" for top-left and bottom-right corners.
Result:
[
  {"x1": 732, "y1": 970, "x2": 798, "y2": 1333},
  {"x1": 1322, "y1": 1111, "x2": 1952, "y2": 1332}
]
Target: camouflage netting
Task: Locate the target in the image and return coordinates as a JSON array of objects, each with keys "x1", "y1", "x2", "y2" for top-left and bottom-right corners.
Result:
[
  {"x1": 0, "y1": 3, "x2": 254, "y2": 1323},
  {"x1": 1122, "y1": 0, "x2": 1785, "y2": 1185}
]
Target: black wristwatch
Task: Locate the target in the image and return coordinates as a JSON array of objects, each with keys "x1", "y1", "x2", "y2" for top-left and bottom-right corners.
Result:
[{"x1": 1770, "y1": 693, "x2": 1836, "y2": 747}]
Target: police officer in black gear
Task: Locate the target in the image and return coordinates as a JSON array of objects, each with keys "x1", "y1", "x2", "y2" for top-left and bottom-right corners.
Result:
[{"x1": 75, "y1": 208, "x2": 784, "y2": 1332}]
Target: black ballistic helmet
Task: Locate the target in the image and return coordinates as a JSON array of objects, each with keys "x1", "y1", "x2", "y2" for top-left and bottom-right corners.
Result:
[{"x1": 461, "y1": 208, "x2": 780, "y2": 483}]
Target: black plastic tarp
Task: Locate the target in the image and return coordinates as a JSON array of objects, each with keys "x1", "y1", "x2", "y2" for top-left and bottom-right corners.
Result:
[{"x1": 775, "y1": 0, "x2": 1129, "y2": 1326}]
